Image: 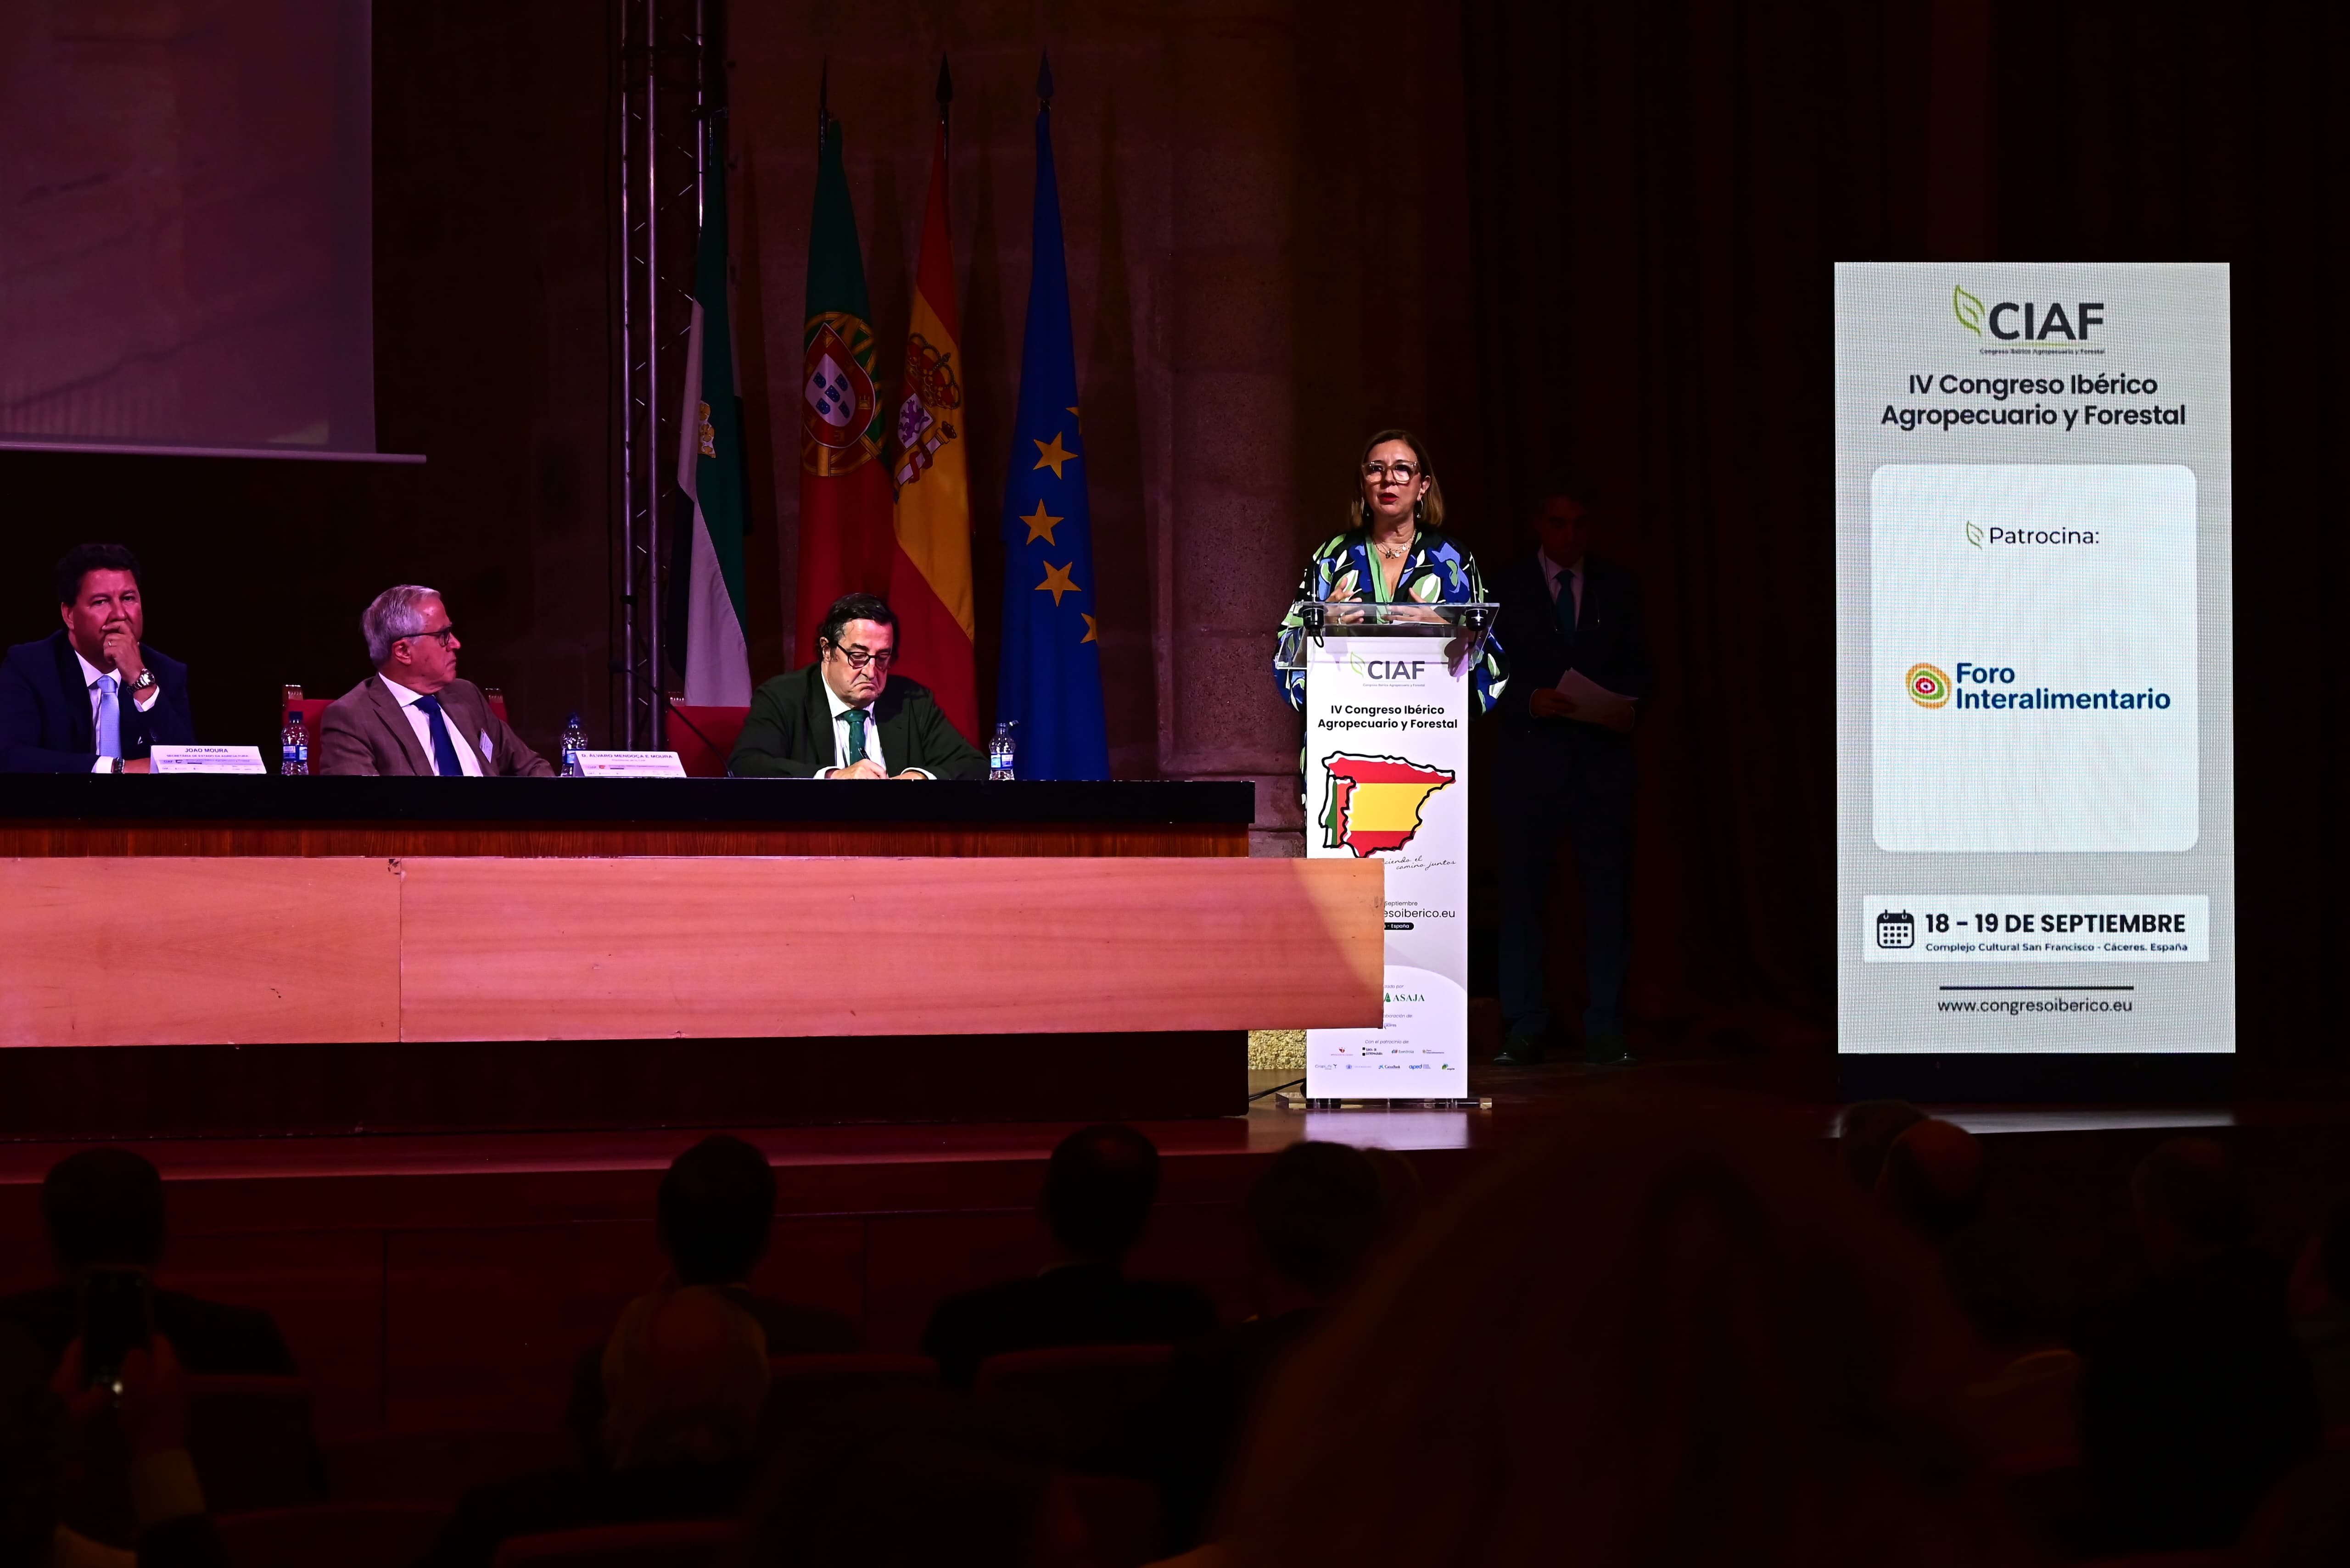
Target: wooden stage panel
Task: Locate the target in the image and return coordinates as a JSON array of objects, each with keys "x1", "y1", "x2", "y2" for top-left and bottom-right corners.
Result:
[
  {"x1": 395, "y1": 856, "x2": 1384, "y2": 1043},
  {"x1": 0, "y1": 857, "x2": 400, "y2": 1049}
]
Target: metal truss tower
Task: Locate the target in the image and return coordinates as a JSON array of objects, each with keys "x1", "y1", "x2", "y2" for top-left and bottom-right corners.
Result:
[{"x1": 614, "y1": 0, "x2": 705, "y2": 747}]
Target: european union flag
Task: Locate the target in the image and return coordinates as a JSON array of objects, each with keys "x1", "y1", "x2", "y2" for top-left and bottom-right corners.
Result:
[{"x1": 996, "y1": 56, "x2": 1108, "y2": 781}]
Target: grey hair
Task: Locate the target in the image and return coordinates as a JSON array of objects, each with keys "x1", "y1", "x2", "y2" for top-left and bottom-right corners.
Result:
[{"x1": 363, "y1": 585, "x2": 444, "y2": 666}]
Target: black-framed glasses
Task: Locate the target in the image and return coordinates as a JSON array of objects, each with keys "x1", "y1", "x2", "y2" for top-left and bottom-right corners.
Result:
[
  {"x1": 1363, "y1": 461, "x2": 1421, "y2": 482},
  {"x1": 828, "y1": 644, "x2": 895, "y2": 671},
  {"x1": 399, "y1": 625, "x2": 459, "y2": 646}
]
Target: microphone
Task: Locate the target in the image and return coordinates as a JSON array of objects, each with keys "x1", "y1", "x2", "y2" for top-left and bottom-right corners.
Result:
[{"x1": 605, "y1": 659, "x2": 725, "y2": 761}]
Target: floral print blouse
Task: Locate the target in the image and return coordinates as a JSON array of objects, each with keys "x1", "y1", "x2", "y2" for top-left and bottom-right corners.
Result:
[{"x1": 1276, "y1": 525, "x2": 1509, "y2": 715}]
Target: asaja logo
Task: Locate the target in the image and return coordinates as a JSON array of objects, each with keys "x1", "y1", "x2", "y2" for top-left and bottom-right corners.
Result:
[{"x1": 1906, "y1": 662, "x2": 1952, "y2": 708}]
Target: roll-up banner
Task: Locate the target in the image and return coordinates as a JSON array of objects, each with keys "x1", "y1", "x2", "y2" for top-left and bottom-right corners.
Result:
[
  {"x1": 1303, "y1": 632, "x2": 1472, "y2": 1099},
  {"x1": 1835, "y1": 265, "x2": 2233, "y2": 1078}
]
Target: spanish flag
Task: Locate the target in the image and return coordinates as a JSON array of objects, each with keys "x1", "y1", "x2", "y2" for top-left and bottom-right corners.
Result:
[{"x1": 884, "y1": 67, "x2": 978, "y2": 741}]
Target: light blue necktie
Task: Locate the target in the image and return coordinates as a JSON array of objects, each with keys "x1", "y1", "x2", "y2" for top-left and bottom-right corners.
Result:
[{"x1": 93, "y1": 674, "x2": 120, "y2": 759}]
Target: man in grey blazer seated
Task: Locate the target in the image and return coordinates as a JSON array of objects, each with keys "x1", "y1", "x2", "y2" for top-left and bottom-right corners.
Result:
[
  {"x1": 729, "y1": 592, "x2": 981, "y2": 780},
  {"x1": 316, "y1": 585, "x2": 554, "y2": 777}
]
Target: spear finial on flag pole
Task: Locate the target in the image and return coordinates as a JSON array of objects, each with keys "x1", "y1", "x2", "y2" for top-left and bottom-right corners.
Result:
[
  {"x1": 817, "y1": 61, "x2": 829, "y2": 147},
  {"x1": 1036, "y1": 50, "x2": 1053, "y2": 105}
]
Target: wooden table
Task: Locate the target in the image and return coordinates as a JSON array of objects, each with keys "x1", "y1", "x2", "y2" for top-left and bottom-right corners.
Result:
[{"x1": 0, "y1": 779, "x2": 1372, "y2": 1136}]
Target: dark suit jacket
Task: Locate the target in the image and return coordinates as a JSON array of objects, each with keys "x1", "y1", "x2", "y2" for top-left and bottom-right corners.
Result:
[
  {"x1": 1491, "y1": 552, "x2": 1652, "y2": 769},
  {"x1": 0, "y1": 630, "x2": 195, "y2": 773},
  {"x1": 314, "y1": 674, "x2": 553, "y2": 777},
  {"x1": 920, "y1": 1263, "x2": 1220, "y2": 1389},
  {"x1": 728, "y1": 664, "x2": 983, "y2": 780},
  {"x1": 0, "y1": 1283, "x2": 297, "y2": 1377}
]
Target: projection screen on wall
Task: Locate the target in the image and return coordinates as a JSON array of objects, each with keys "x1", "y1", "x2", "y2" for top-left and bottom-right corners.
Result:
[{"x1": 0, "y1": 0, "x2": 375, "y2": 458}]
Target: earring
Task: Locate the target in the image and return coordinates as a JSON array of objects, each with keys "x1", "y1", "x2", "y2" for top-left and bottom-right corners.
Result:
[{"x1": 1414, "y1": 497, "x2": 1426, "y2": 523}]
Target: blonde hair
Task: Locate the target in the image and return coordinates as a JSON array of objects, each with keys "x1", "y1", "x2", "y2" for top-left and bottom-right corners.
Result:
[{"x1": 1354, "y1": 428, "x2": 1446, "y2": 532}]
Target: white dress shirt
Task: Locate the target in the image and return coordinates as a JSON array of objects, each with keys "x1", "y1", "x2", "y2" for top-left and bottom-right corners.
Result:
[
  {"x1": 379, "y1": 674, "x2": 485, "y2": 776},
  {"x1": 1539, "y1": 548, "x2": 1584, "y2": 626},
  {"x1": 73, "y1": 647, "x2": 157, "y2": 774}
]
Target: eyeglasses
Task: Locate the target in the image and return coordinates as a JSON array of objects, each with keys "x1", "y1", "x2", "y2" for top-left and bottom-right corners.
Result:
[
  {"x1": 399, "y1": 625, "x2": 459, "y2": 646},
  {"x1": 1362, "y1": 461, "x2": 1421, "y2": 482},
  {"x1": 828, "y1": 644, "x2": 895, "y2": 671}
]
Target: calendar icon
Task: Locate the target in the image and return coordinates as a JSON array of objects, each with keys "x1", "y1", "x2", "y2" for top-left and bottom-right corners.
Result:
[{"x1": 1875, "y1": 909, "x2": 1915, "y2": 949}]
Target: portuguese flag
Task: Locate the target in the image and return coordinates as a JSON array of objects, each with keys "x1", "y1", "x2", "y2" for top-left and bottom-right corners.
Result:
[
  {"x1": 884, "y1": 71, "x2": 978, "y2": 741},
  {"x1": 794, "y1": 109, "x2": 894, "y2": 665}
]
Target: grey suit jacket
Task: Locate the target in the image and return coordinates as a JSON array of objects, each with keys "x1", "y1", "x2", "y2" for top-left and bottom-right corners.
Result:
[{"x1": 315, "y1": 674, "x2": 554, "y2": 777}]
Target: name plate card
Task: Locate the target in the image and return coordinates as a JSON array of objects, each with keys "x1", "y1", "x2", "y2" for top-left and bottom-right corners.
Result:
[
  {"x1": 574, "y1": 750, "x2": 688, "y2": 778},
  {"x1": 150, "y1": 745, "x2": 268, "y2": 775}
]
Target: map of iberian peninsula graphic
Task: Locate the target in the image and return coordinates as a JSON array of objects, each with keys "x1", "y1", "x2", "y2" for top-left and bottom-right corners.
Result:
[{"x1": 1320, "y1": 752, "x2": 1457, "y2": 856}]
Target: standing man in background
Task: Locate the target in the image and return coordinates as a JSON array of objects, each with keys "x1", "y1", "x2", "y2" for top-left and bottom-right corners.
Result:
[
  {"x1": 1490, "y1": 476, "x2": 1653, "y2": 1066},
  {"x1": 0, "y1": 542, "x2": 193, "y2": 773}
]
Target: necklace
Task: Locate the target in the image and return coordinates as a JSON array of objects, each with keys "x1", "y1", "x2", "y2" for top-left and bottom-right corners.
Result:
[{"x1": 1375, "y1": 531, "x2": 1415, "y2": 560}]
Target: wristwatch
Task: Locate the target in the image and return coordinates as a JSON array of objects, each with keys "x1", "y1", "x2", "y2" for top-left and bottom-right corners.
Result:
[
  {"x1": 106, "y1": 758, "x2": 123, "y2": 774},
  {"x1": 129, "y1": 668, "x2": 158, "y2": 694}
]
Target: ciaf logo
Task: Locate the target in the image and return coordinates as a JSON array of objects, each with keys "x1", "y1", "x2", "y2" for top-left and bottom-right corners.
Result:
[
  {"x1": 1906, "y1": 662, "x2": 1952, "y2": 708},
  {"x1": 1953, "y1": 285, "x2": 2106, "y2": 343}
]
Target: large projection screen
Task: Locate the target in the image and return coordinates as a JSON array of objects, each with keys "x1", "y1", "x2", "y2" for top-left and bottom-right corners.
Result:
[
  {"x1": 1835, "y1": 264, "x2": 2233, "y2": 1066},
  {"x1": 0, "y1": 0, "x2": 374, "y2": 457}
]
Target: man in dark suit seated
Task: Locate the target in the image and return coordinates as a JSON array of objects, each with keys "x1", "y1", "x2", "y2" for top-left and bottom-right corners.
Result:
[
  {"x1": 0, "y1": 542, "x2": 195, "y2": 774},
  {"x1": 1489, "y1": 474, "x2": 1654, "y2": 1066},
  {"x1": 314, "y1": 585, "x2": 552, "y2": 776},
  {"x1": 567, "y1": 1135, "x2": 856, "y2": 1455},
  {"x1": 922, "y1": 1125, "x2": 1218, "y2": 1389},
  {"x1": 0, "y1": 1149, "x2": 296, "y2": 1378},
  {"x1": 428, "y1": 1287, "x2": 769, "y2": 1568},
  {"x1": 727, "y1": 591, "x2": 981, "y2": 779}
]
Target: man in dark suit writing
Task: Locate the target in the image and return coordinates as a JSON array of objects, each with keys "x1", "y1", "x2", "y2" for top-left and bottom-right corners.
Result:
[
  {"x1": 0, "y1": 543, "x2": 195, "y2": 774},
  {"x1": 1490, "y1": 476, "x2": 1654, "y2": 1066},
  {"x1": 728, "y1": 592, "x2": 981, "y2": 780},
  {"x1": 315, "y1": 585, "x2": 553, "y2": 776}
]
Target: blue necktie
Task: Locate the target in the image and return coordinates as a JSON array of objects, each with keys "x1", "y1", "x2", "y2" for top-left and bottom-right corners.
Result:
[
  {"x1": 93, "y1": 674, "x2": 121, "y2": 759},
  {"x1": 414, "y1": 692, "x2": 465, "y2": 777}
]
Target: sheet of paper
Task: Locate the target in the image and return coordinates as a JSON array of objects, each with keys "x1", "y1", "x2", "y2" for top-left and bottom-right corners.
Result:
[
  {"x1": 574, "y1": 749, "x2": 687, "y2": 778},
  {"x1": 149, "y1": 744, "x2": 267, "y2": 775},
  {"x1": 1554, "y1": 669, "x2": 1636, "y2": 729}
]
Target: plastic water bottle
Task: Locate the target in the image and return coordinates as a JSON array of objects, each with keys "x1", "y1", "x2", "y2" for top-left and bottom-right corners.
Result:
[
  {"x1": 560, "y1": 713, "x2": 588, "y2": 777},
  {"x1": 279, "y1": 686, "x2": 308, "y2": 775},
  {"x1": 988, "y1": 720, "x2": 1017, "y2": 781}
]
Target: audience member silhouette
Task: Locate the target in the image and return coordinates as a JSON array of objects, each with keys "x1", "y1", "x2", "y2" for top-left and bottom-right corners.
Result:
[
  {"x1": 0, "y1": 1150, "x2": 294, "y2": 1379},
  {"x1": 1835, "y1": 1098, "x2": 1926, "y2": 1195},
  {"x1": 566, "y1": 1135, "x2": 852, "y2": 1454},
  {"x1": 429, "y1": 1286, "x2": 769, "y2": 1568},
  {"x1": 1157, "y1": 1141, "x2": 1394, "y2": 1551},
  {"x1": 2290, "y1": 1196, "x2": 2350, "y2": 1429},
  {"x1": 0, "y1": 1326, "x2": 228, "y2": 1568},
  {"x1": 922, "y1": 1125, "x2": 1218, "y2": 1388},
  {"x1": 1215, "y1": 1089, "x2": 2008, "y2": 1568},
  {"x1": 1874, "y1": 1119, "x2": 2081, "y2": 1457},
  {"x1": 2075, "y1": 1136, "x2": 2321, "y2": 1552}
]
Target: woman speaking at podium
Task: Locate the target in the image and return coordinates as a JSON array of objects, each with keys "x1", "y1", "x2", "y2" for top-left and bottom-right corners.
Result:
[{"x1": 1276, "y1": 428, "x2": 1508, "y2": 714}]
